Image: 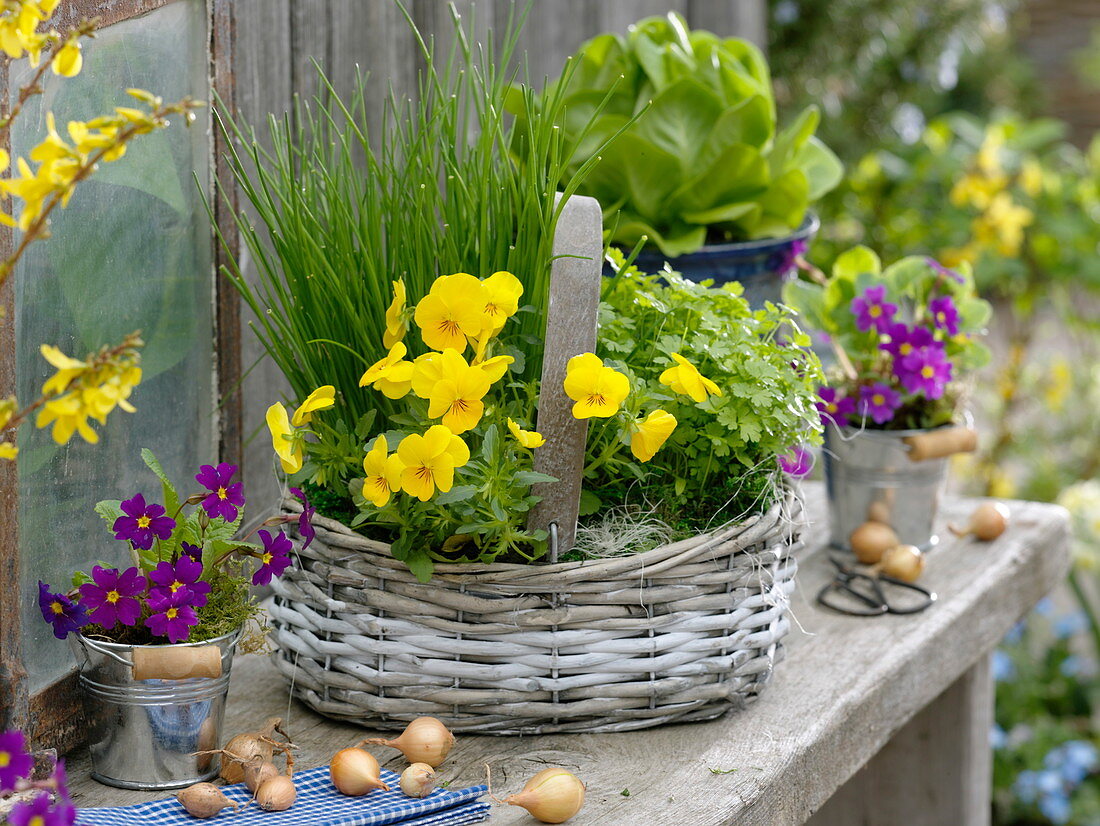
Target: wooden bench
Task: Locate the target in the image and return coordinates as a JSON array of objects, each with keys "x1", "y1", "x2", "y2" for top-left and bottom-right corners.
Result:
[{"x1": 67, "y1": 482, "x2": 1070, "y2": 825}]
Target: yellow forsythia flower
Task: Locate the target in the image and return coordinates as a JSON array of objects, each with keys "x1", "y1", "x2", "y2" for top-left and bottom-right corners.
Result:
[
  {"x1": 383, "y1": 279, "x2": 408, "y2": 349},
  {"x1": 360, "y1": 343, "x2": 414, "y2": 400},
  {"x1": 361, "y1": 435, "x2": 403, "y2": 507},
  {"x1": 972, "y1": 192, "x2": 1033, "y2": 257},
  {"x1": 507, "y1": 418, "x2": 545, "y2": 449},
  {"x1": 563, "y1": 353, "x2": 630, "y2": 419},
  {"x1": 1044, "y1": 357, "x2": 1072, "y2": 413},
  {"x1": 51, "y1": 36, "x2": 81, "y2": 77},
  {"x1": 1019, "y1": 157, "x2": 1043, "y2": 198},
  {"x1": 0, "y1": 396, "x2": 15, "y2": 429},
  {"x1": 426, "y1": 349, "x2": 491, "y2": 434},
  {"x1": 414, "y1": 273, "x2": 486, "y2": 353},
  {"x1": 630, "y1": 409, "x2": 677, "y2": 462},
  {"x1": 396, "y1": 425, "x2": 469, "y2": 501},
  {"x1": 659, "y1": 353, "x2": 722, "y2": 403},
  {"x1": 266, "y1": 402, "x2": 303, "y2": 474},
  {"x1": 291, "y1": 385, "x2": 336, "y2": 426},
  {"x1": 0, "y1": 442, "x2": 17, "y2": 460},
  {"x1": 480, "y1": 270, "x2": 523, "y2": 335},
  {"x1": 36, "y1": 393, "x2": 97, "y2": 444},
  {"x1": 40, "y1": 343, "x2": 88, "y2": 394}
]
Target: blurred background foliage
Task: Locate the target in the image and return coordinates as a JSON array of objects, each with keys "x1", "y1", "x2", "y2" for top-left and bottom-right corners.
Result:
[{"x1": 767, "y1": 1, "x2": 1100, "y2": 822}]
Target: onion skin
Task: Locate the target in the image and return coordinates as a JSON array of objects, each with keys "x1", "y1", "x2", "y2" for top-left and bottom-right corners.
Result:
[
  {"x1": 256, "y1": 775, "x2": 297, "y2": 811},
  {"x1": 505, "y1": 768, "x2": 585, "y2": 824},
  {"x1": 244, "y1": 759, "x2": 281, "y2": 794},
  {"x1": 331, "y1": 748, "x2": 390, "y2": 796},
  {"x1": 220, "y1": 717, "x2": 285, "y2": 783},
  {"x1": 176, "y1": 782, "x2": 237, "y2": 818},
  {"x1": 849, "y1": 521, "x2": 899, "y2": 565},
  {"x1": 878, "y1": 545, "x2": 925, "y2": 583},
  {"x1": 949, "y1": 502, "x2": 1010, "y2": 542},
  {"x1": 359, "y1": 717, "x2": 455, "y2": 768},
  {"x1": 400, "y1": 763, "x2": 437, "y2": 798}
]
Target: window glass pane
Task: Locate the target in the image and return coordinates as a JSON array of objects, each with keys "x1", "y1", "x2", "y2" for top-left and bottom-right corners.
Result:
[{"x1": 15, "y1": 1, "x2": 213, "y2": 692}]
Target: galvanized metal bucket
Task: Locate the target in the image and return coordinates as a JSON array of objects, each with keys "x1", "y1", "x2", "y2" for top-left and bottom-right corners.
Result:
[
  {"x1": 71, "y1": 630, "x2": 240, "y2": 790},
  {"x1": 823, "y1": 424, "x2": 949, "y2": 552}
]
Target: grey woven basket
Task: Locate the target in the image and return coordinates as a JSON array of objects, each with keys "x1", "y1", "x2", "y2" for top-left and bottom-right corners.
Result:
[{"x1": 268, "y1": 490, "x2": 803, "y2": 734}]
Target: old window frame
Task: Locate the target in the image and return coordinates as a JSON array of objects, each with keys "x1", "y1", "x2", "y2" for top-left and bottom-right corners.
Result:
[{"x1": 0, "y1": 0, "x2": 240, "y2": 751}]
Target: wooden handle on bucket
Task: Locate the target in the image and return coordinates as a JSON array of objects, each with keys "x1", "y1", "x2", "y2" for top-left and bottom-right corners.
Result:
[
  {"x1": 903, "y1": 427, "x2": 978, "y2": 462},
  {"x1": 132, "y1": 645, "x2": 222, "y2": 681}
]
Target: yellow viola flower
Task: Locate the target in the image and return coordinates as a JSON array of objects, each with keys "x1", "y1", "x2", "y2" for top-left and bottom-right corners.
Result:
[
  {"x1": 427, "y1": 349, "x2": 492, "y2": 433},
  {"x1": 480, "y1": 270, "x2": 523, "y2": 335},
  {"x1": 477, "y1": 354, "x2": 514, "y2": 384},
  {"x1": 0, "y1": 442, "x2": 17, "y2": 460},
  {"x1": 507, "y1": 418, "x2": 545, "y2": 449},
  {"x1": 266, "y1": 402, "x2": 303, "y2": 474},
  {"x1": 40, "y1": 343, "x2": 89, "y2": 395},
  {"x1": 362, "y1": 435, "x2": 404, "y2": 508},
  {"x1": 397, "y1": 425, "x2": 469, "y2": 501},
  {"x1": 411, "y1": 351, "x2": 443, "y2": 400},
  {"x1": 630, "y1": 409, "x2": 677, "y2": 462},
  {"x1": 414, "y1": 272, "x2": 486, "y2": 353},
  {"x1": 359, "y1": 343, "x2": 414, "y2": 400},
  {"x1": 563, "y1": 353, "x2": 630, "y2": 419},
  {"x1": 659, "y1": 353, "x2": 722, "y2": 403},
  {"x1": 383, "y1": 279, "x2": 408, "y2": 348},
  {"x1": 291, "y1": 385, "x2": 336, "y2": 426},
  {"x1": 35, "y1": 393, "x2": 97, "y2": 444},
  {"x1": 51, "y1": 37, "x2": 82, "y2": 77}
]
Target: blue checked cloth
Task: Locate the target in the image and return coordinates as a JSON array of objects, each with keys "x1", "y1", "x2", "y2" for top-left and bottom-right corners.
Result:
[{"x1": 75, "y1": 767, "x2": 491, "y2": 826}]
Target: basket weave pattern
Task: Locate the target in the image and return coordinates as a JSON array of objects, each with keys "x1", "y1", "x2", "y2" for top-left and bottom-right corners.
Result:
[{"x1": 269, "y1": 492, "x2": 803, "y2": 734}]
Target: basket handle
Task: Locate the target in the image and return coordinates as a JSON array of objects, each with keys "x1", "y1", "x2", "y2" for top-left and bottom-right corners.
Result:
[{"x1": 903, "y1": 426, "x2": 978, "y2": 461}]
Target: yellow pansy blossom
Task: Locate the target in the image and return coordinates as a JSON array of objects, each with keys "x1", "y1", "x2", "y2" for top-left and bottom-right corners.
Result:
[
  {"x1": 659, "y1": 353, "x2": 722, "y2": 403},
  {"x1": 383, "y1": 279, "x2": 408, "y2": 348},
  {"x1": 427, "y1": 349, "x2": 492, "y2": 434},
  {"x1": 40, "y1": 343, "x2": 88, "y2": 395},
  {"x1": 0, "y1": 442, "x2": 17, "y2": 460},
  {"x1": 630, "y1": 409, "x2": 677, "y2": 462},
  {"x1": 411, "y1": 351, "x2": 443, "y2": 400},
  {"x1": 507, "y1": 418, "x2": 545, "y2": 449},
  {"x1": 397, "y1": 425, "x2": 469, "y2": 501},
  {"x1": 360, "y1": 343, "x2": 414, "y2": 400},
  {"x1": 414, "y1": 272, "x2": 486, "y2": 353},
  {"x1": 563, "y1": 353, "x2": 630, "y2": 419},
  {"x1": 480, "y1": 270, "x2": 523, "y2": 335},
  {"x1": 291, "y1": 385, "x2": 336, "y2": 426},
  {"x1": 35, "y1": 393, "x2": 97, "y2": 444},
  {"x1": 476, "y1": 354, "x2": 514, "y2": 384},
  {"x1": 362, "y1": 435, "x2": 404, "y2": 508},
  {"x1": 51, "y1": 36, "x2": 82, "y2": 78},
  {"x1": 266, "y1": 402, "x2": 303, "y2": 474}
]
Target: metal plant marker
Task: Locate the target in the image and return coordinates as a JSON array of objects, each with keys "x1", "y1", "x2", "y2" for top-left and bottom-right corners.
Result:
[{"x1": 527, "y1": 193, "x2": 604, "y2": 555}]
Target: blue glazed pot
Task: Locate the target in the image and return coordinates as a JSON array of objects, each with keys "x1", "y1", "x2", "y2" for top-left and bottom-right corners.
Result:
[{"x1": 609, "y1": 213, "x2": 820, "y2": 308}]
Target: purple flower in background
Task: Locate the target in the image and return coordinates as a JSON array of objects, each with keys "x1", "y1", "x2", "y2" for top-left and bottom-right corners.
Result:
[
  {"x1": 851, "y1": 285, "x2": 897, "y2": 334},
  {"x1": 858, "y1": 382, "x2": 902, "y2": 425},
  {"x1": 0, "y1": 730, "x2": 32, "y2": 795},
  {"x1": 78, "y1": 566, "x2": 147, "y2": 628},
  {"x1": 148, "y1": 555, "x2": 210, "y2": 608},
  {"x1": 181, "y1": 542, "x2": 202, "y2": 561},
  {"x1": 144, "y1": 590, "x2": 199, "y2": 644},
  {"x1": 926, "y1": 257, "x2": 965, "y2": 284},
  {"x1": 881, "y1": 322, "x2": 934, "y2": 361},
  {"x1": 37, "y1": 582, "x2": 89, "y2": 640},
  {"x1": 928, "y1": 295, "x2": 960, "y2": 336},
  {"x1": 815, "y1": 386, "x2": 857, "y2": 428},
  {"x1": 778, "y1": 445, "x2": 813, "y2": 478},
  {"x1": 289, "y1": 487, "x2": 316, "y2": 550},
  {"x1": 897, "y1": 345, "x2": 953, "y2": 399},
  {"x1": 6, "y1": 792, "x2": 73, "y2": 826},
  {"x1": 252, "y1": 529, "x2": 293, "y2": 586},
  {"x1": 112, "y1": 493, "x2": 175, "y2": 551},
  {"x1": 774, "y1": 238, "x2": 808, "y2": 275},
  {"x1": 195, "y1": 463, "x2": 244, "y2": 523}
]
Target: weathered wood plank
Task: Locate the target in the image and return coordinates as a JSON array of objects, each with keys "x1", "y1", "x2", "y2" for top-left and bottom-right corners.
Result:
[
  {"x1": 687, "y1": 0, "x2": 768, "y2": 47},
  {"x1": 66, "y1": 487, "x2": 1070, "y2": 824}
]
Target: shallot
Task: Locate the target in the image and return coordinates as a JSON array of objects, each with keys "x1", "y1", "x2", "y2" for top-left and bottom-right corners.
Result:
[
  {"x1": 176, "y1": 782, "x2": 238, "y2": 819},
  {"x1": 330, "y1": 748, "x2": 390, "y2": 796},
  {"x1": 256, "y1": 775, "x2": 297, "y2": 811},
  {"x1": 849, "y1": 521, "x2": 899, "y2": 564},
  {"x1": 400, "y1": 762, "x2": 437, "y2": 798},
  {"x1": 218, "y1": 717, "x2": 290, "y2": 783},
  {"x1": 949, "y1": 502, "x2": 1010, "y2": 541},
  {"x1": 495, "y1": 767, "x2": 586, "y2": 824},
  {"x1": 243, "y1": 757, "x2": 281, "y2": 794},
  {"x1": 358, "y1": 717, "x2": 455, "y2": 768},
  {"x1": 878, "y1": 544, "x2": 925, "y2": 583}
]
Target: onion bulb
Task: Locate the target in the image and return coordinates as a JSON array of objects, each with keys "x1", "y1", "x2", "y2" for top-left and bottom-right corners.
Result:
[
  {"x1": 503, "y1": 768, "x2": 586, "y2": 824},
  {"x1": 400, "y1": 763, "x2": 437, "y2": 798},
  {"x1": 256, "y1": 775, "x2": 297, "y2": 811},
  {"x1": 176, "y1": 783, "x2": 238, "y2": 819},
  {"x1": 950, "y1": 502, "x2": 1010, "y2": 541},
  {"x1": 220, "y1": 717, "x2": 288, "y2": 783},
  {"x1": 358, "y1": 717, "x2": 455, "y2": 768},
  {"x1": 878, "y1": 544, "x2": 925, "y2": 583},
  {"x1": 849, "y1": 521, "x2": 899, "y2": 564},
  {"x1": 243, "y1": 757, "x2": 281, "y2": 794},
  {"x1": 330, "y1": 748, "x2": 390, "y2": 796}
]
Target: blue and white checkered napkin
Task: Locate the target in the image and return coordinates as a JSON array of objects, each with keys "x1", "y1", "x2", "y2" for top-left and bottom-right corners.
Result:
[{"x1": 75, "y1": 767, "x2": 491, "y2": 826}]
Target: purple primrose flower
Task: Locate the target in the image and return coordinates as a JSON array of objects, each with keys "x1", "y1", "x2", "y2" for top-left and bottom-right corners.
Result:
[
  {"x1": 0, "y1": 729, "x2": 33, "y2": 795},
  {"x1": 112, "y1": 493, "x2": 175, "y2": 551},
  {"x1": 778, "y1": 445, "x2": 813, "y2": 478},
  {"x1": 815, "y1": 386, "x2": 857, "y2": 428},
  {"x1": 78, "y1": 566, "x2": 147, "y2": 628},
  {"x1": 37, "y1": 582, "x2": 89, "y2": 640},
  {"x1": 773, "y1": 238, "x2": 808, "y2": 276},
  {"x1": 252, "y1": 529, "x2": 293, "y2": 586},
  {"x1": 851, "y1": 285, "x2": 898, "y2": 334},
  {"x1": 881, "y1": 322, "x2": 934, "y2": 361},
  {"x1": 144, "y1": 590, "x2": 199, "y2": 644},
  {"x1": 928, "y1": 295, "x2": 960, "y2": 336},
  {"x1": 289, "y1": 487, "x2": 316, "y2": 550},
  {"x1": 195, "y1": 462, "x2": 245, "y2": 523},
  {"x1": 148, "y1": 555, "x2": 210, "y2": 608},
  {"x1": 858, "y1": 382, "x2": 903, "y2": 425},
  {"x1": 6, "y1": 791, "x2": 74, "y2": 826},
  {"x1": 181, "y1": 541, "x2": 202, "y2": 561},
  {"x1": 897, "y1": 345, "x2": 953, "y2": 399}
]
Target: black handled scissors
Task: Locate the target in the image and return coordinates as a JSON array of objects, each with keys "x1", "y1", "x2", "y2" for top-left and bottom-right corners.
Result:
[{"x1": 816, "y1": 554, "x2": 937, "y2": 616}]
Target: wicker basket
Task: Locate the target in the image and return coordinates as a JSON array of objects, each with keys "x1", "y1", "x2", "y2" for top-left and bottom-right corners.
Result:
[{"x1": 268, "y1": 490, "x2": 803, "y2": 734}]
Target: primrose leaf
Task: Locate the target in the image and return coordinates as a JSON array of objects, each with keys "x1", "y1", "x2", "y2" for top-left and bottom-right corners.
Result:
[{"x1": 94, "y1": 500, "x2": 124, "y2": 535}]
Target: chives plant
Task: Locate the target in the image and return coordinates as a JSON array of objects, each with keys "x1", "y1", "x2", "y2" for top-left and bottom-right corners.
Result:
[{"x1": 212, "y1": 4, "x2": 605, "y2": 436}]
